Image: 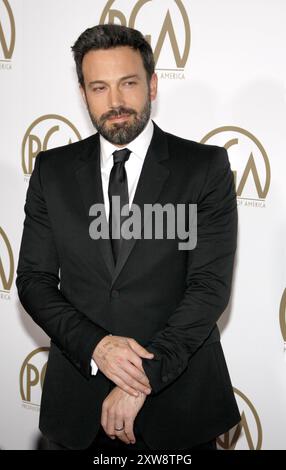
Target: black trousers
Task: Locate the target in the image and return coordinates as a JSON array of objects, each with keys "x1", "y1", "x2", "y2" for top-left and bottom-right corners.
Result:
[{"x1": 47, "y1": 424, "x2": 217, "y2": 452}]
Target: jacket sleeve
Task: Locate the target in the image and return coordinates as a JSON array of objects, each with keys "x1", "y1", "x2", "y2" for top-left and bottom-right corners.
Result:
[
  {"x1": 141, "y1": 147, "x2": 238, "y2": 395},
  {"x1": 16, "y1": 151, "x2": 109, "y2": 379}
]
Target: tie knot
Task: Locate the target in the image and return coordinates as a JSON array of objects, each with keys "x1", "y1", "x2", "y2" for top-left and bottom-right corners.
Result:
[{"x1": 112, "y1": 148, "x2": 131, "y2": 165}]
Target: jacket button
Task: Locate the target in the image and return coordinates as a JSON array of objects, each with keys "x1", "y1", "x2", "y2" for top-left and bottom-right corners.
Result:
[
  {"x1": 111, "y1": 289, "x2": 119, "y2": 298},
  {"x1": 162, "y1": 375, "x2": 168, "y2": 382}
]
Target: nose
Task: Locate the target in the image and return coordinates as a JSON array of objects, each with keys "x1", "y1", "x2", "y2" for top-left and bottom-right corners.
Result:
[{"x1": 108, "y1": 85, "x2": 124, "y2": 109}]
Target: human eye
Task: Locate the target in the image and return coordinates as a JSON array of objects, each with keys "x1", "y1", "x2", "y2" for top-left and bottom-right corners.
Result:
[
  {"x1": 123, "y1": 81, "x2": 137, "y2": 87},
  {"x1": 92, "y1": 86, "x2": 106, "y2": 93}
]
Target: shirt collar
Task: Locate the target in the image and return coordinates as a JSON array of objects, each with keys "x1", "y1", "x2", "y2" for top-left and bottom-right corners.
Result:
[{"x1": 100, "y1": 118, "x2": 154, "y2": 170}]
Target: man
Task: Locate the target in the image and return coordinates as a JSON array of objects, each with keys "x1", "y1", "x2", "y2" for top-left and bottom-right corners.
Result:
[{"x1": 16, "y1": 24, "x2": 240, "y2": 451}]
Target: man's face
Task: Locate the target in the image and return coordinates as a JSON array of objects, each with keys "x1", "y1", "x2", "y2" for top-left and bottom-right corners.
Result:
[{"x1": 80, "y1": 46, "x2": 157, "y2": 146}]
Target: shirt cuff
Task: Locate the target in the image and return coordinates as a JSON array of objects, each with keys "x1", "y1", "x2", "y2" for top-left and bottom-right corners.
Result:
[{"x1": 90, "y1": 359, "x2": 99, "y2": 376}]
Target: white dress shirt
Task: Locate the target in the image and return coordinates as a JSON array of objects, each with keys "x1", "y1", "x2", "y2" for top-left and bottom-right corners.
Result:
[{"x1": 91, "y1": 118, "x2": 154, "y2": 375}]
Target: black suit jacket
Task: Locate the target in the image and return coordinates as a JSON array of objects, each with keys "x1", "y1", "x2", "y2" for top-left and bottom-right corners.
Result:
[{"x1": 16, "y1": 120, "x2": 240, "y2": 450}]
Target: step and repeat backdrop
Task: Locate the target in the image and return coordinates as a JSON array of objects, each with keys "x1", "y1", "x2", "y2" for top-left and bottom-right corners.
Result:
[{"x1": 0, "y1": 0, "x2": 286, "y2": 450}]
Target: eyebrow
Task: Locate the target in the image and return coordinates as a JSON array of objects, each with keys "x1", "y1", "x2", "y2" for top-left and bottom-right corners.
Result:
[{"x1": 88, "y1": 74, "x2": 141, "y2": 87}]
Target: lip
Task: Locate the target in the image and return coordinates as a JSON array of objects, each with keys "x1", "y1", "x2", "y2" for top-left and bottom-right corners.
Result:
[{"x1": 108, "y1": 114, "x2": 130, "y2": 122}]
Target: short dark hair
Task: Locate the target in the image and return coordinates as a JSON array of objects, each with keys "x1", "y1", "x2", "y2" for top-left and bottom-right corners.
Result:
[{"x1": 71, "y1": 24, "x2": 155, "y2": 87}]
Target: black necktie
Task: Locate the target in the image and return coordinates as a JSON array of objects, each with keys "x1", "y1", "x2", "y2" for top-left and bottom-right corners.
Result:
[{"x1": 108, "y1": 148, "x2": 131, "y2": 264}]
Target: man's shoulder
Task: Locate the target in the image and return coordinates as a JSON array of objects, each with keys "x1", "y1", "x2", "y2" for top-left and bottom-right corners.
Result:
[
  {"x1": 162, "y1": 127, "x2": 228, "y2": 168},
  {"x1": 37, "y1": 133, "x2": 98, "y2": 167}
]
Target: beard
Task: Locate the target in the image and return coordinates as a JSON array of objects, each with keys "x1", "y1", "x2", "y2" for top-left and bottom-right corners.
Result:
[{"x1": 87, "y1": 95, "x2": 151, "y2": 145}]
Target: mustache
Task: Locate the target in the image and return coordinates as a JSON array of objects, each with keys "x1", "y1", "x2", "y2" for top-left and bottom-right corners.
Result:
[{"x1": 100, "y1": 107, "x2": 137, "y2": 123}]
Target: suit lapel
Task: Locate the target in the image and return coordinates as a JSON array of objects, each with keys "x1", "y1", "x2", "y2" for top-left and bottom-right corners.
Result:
[
  {"x1": 74, "y1": 121, "x2": 170, "y2": 286},
  {"x1": 74, "y1": 134, "x2": 115, "y2": 278},
  {"x1": 111, "y1": 121, "x2": 170, "y2": 287}
]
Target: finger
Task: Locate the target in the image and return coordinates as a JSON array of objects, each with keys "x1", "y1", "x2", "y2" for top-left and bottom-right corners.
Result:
[
  {"x1": 116, "y1": 368, "x2": 152, "y2": 395},
  {"x1": 111, "y1": 374, "x2": 141, "y2": 397},
  {"x1": 101, "y1": 403, "x2": 108, "y2": 432},
  {"x1": 114, "y1": 422, "x2": 126, "y2": 442},
  {"x1": 106, "y1": 410, "x2": 116, "y2": 440},
  {"x1": 124, "y1": 418, "x2": 136, "y2": 444},
  {"x1": 117, "y1": 431, "x2": 130, "y2": 445},
  {"x1": 122, "y1": 362, "x2": 151, "y2": 387},
  {"x1": 114, "y1": 414, "x2": 129, "y2": 444},
  {"x1": 114, "y1": 422, "x2": 125, "y2": 433},
  {"x1": 127, "y1": 339, "x2": 154, "y2": 359},
  {"x1": 104, "y1": 366, "x2": 142, "y2": 397},
  {"x1": 124, "y1": 348, "x2": 147, "y2": 371},
  {"x1": 110, "y1": 347, "x2": 147, "y2": 377}
]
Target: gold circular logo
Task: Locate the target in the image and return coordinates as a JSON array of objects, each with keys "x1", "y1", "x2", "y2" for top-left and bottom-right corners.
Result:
[
  {"x1": 279, "y1": 288, "x2": 286, "y2": 342},
  {"x1": 0, "y1": 226, "x2": 14, "y2": 293},
  {"x1": 201, "y1": 126, "x2": 271, "y2": 202},
  {"x1": 99, "y1": 0, "x2": 190, "y2": 71},
  {"x1": 22, "y1": 114, "x2": 81, "y2": 176},
  {"x1": 0, "y1": 0, "x2": 15, "y2": 61},
  {"x1": 20, "y1": 347, "x2": 49, "y2": 406},
  {"x1": 218, "y1": 387, "x2": 263, "y2": 450}
]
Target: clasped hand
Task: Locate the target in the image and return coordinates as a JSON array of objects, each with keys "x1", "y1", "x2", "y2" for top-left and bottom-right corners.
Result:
[
  {"x1": 101, "y1": 386, "x2": 147, "y2": 444},
  {"x1": 93, "y1": 335, "x2": 154, "y2": 444}
]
